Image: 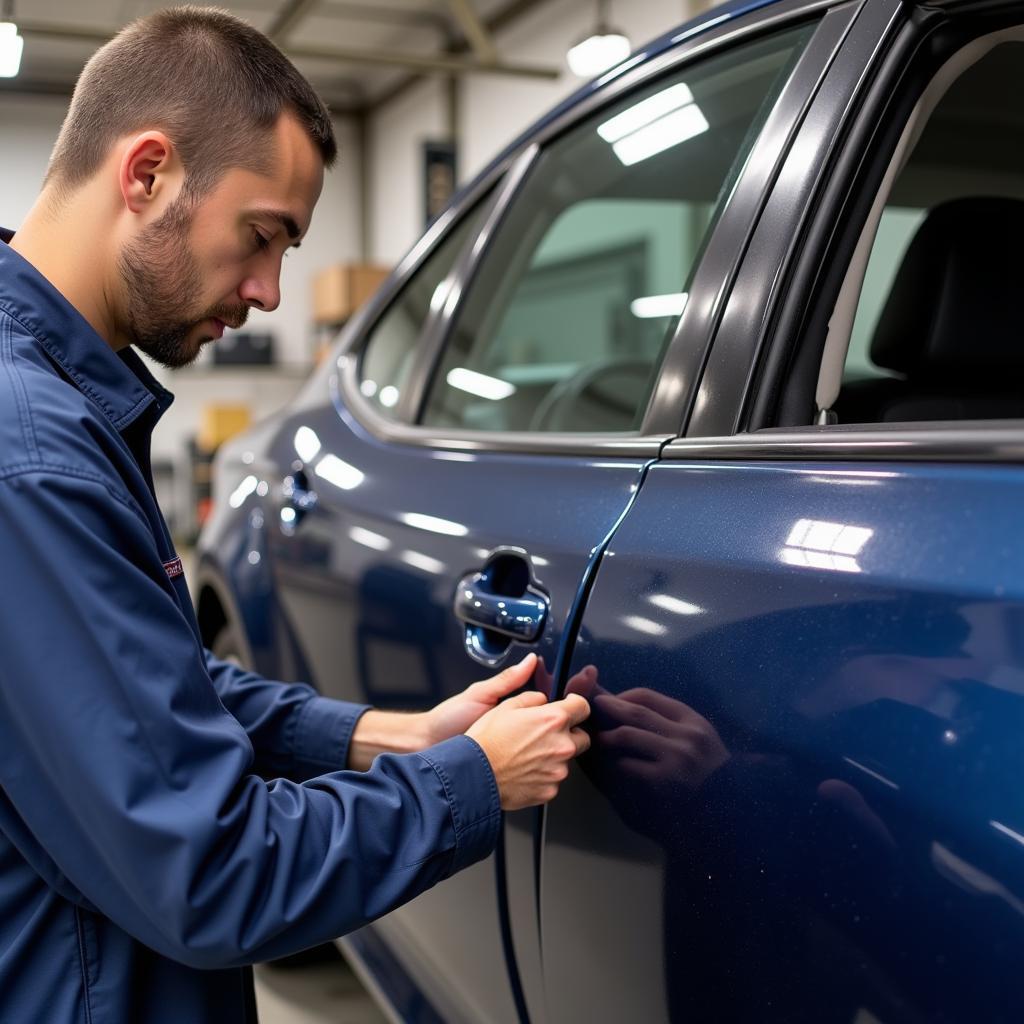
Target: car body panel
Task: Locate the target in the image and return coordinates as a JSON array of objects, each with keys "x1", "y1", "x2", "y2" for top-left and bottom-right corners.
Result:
[{"x1": 542, "y1": 458, "x2": 1024, "y2": 1022}]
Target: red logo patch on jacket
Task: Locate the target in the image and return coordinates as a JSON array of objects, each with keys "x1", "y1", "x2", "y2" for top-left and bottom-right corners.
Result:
[{"x1": 163, "y1": 556, "x2": 184, "y2": 580}]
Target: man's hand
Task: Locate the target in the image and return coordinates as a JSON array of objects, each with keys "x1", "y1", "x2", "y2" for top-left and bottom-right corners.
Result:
[
  {"x1": 346, "y1": 652, "x2": 549, "y2": 772},
  {"x1": 423, "y1": 652, "x2": 540, "y2": 745},
  {"x1": 467, "y1": 681, "x2": 591, "y2": 811}
]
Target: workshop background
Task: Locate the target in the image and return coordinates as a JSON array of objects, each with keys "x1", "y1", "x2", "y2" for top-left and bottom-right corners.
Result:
[{"x1": 0, "y1": 0, "x2": 703, "y2": 1019}]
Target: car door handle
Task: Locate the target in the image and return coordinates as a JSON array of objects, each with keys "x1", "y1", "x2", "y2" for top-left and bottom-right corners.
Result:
[{"x1": 454, "y1": 549, "x2": 549, "y2": 667}]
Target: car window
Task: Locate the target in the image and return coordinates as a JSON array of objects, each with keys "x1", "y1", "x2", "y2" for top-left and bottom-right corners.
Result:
[
  {"x1": 358, "y1": 196, "x2": 493, "y2": 420},
  {"x1": 421, "y1": 25, "x2": 816, "y2": 434},
  {"x1": 833, "y1": 39, "x2": 1024, "y2": 424}
]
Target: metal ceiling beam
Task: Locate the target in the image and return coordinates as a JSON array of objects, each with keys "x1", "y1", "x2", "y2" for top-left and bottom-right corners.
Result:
[
  {"x1": 17, "y1": 21, "x2": 111, "y2": 45},
  {"x1": 447, "y1": 0, "x2": 498, "y2": 63},
  {"x1": 266, "y1": 0, "x2": 320, "y2": 43},
  {"x1": 318, "y1": 1, "x2": 449, "y2": 33},
  {"x1": 288, "y1": 42, "x2": 554, "y2": 78},
  {"x1": 369, "y1": 0, "x2": 556, "y2": 112},
  {"x1": 0, "y1": 77, "x2": 73, "y2": 97},
  {"x1": 16, "y1": 18, "x2": 557, "y2": 81}
]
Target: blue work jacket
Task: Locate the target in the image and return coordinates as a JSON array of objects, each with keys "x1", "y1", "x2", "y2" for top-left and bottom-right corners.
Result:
[{"x1": 0, "y1": 231, "x2": 502, "y2": 1022}]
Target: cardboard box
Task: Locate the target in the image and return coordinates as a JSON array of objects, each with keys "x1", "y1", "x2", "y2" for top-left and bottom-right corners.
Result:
[
  {"x1": 198, "y1": 403, "x2": 252, "y2": 452},
  {"x1": 312, "y1": 263, "x2": 390, "y2": 325}
]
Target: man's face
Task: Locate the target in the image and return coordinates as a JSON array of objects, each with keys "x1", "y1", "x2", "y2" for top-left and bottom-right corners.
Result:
[{"x1": 118, "y1": 114, "x2": 324, "y2": 368}]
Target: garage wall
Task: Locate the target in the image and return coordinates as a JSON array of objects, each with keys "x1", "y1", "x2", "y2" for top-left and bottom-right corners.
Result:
[
  {"x1": 368, "y1": 76, "x2": 451, "y2": 265},
  {"x1": 367, "y1": 0, "x2": 697, "y2": 265}
]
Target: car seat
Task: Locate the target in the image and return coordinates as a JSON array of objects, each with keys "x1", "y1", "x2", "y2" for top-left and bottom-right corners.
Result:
[{"x1": 836, "y1": 196, "x2": 1024, "y2": 423}]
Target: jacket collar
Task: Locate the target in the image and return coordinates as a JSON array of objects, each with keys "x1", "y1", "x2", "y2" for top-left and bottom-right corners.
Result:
[{"x1": 0, "y1": 227, "x2": 174, "y2": 433}]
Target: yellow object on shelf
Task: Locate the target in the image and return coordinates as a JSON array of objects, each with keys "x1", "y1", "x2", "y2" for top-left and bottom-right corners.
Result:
[
  {"x1": 198, "y1": 403, "x2": 251, "y2": 452},
  {"x1": 312, "y1": 263, "x2": 390, "y2": 325}
]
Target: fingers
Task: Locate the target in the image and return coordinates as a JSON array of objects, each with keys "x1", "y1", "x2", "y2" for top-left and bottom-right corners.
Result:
[
  {"x1": 593, "y1": 692, "x2": 664, "y2": 732},
  {"x1": 598, "y1": 724, "x2": 662, "y2": 759},
  {"x1": 501, "y1": 689, "x2": 548, "y2": 710},
  {"x1": 569, "y1": 726, "x2": 591, "y2": 756},
  {"x1": 477, "y1": 652, "x2": 537, "y2": 699},
  {"x1": 564, "y1": 664, "x2": 601, "y2": 701},
  {"x1": 560, "y1": 692, "x2": 591, "y2": 727},
  {"x1": 617, "y1": 687, "x2": 695, "y2": 723}
]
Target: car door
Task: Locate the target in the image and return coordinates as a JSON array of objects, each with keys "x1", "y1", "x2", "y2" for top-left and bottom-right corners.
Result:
[
  {"x1": 259, "y1": 9, "x2": 836, "y2": 1021},
  {"x1": 539, "y1": 0, "x2": 1024, "y2": 1020}
]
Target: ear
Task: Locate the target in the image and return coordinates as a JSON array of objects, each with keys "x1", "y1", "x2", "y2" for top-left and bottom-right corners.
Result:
[{"x1": 118, "y1": 132, "x2": 183, "y2": 215}]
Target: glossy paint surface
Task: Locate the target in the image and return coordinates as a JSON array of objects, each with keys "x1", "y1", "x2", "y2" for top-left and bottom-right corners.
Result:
[
  {"x1": 245, "y1": 391, "x2": 646, "y2": 1023},
  {"x1": 541, "y1": 459, "x2": 1024, "y2": 1023}
]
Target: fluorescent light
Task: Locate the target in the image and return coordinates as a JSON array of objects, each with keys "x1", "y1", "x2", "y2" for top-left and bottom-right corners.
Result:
[
  {"x1": 648, "y1": 594, "x2": 703, "y2": 616},
  {"x1": 349, "y1": 526, "x2": 391, "y2": 551},
  {"x1": 622, "y1": 615, "x2": 668, "y2": 637},
  {"x1": 781, "y1": 518, "x2": 873, "y2": 573},
  {"x1": 567, "y1": 32, "x2": 630, "y2": 77},
  {"x1": 228, "y1": 475, "x2": 258, "y2": 509},
  {"x1": 612, "y1": 103, "x2": 709, "y2": 166},
  {"x1": 630, "y1": 292, "x2": 688, "y2": 318},
  {"x1": 598, "y1": 83, "x2": 695, "y2": 142},
  {"x1": 400, "y1": 512, "x2": 468, "y2": 537},
  {"x1": 446, "y1": 367, "x2": 516, "y2": 401},
  {"x1": 314, "y1": 455, "x2": 364, "y2": 491},
  {"x1": 785, "y1": 519, "x2": 873, "y2": 556},
  {"x1": 401, "y1": 550, "x2": 447, "y2": 575},
  {"x1": 293, "y1": 426, "x2": 321, "y2": 463},
  {"x1": 0, "y1": 23, "x2": 24, "y2": 79},
  {"x1": 379, "y1": 385, "x2": 399, "y2": 408}
]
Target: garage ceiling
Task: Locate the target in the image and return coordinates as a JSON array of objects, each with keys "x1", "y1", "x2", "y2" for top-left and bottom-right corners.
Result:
[{"x1": 2, "y1": 0, "x2": 559, "y2": 112}]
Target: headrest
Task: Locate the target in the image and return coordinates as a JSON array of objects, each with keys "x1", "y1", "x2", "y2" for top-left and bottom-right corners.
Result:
[{"x1": 870, "y1": 196, "x2": 1024, "y2": 378}]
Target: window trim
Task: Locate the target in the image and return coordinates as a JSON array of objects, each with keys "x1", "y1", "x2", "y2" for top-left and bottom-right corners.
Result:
[
  {"x1": 686, "y1": 0, "x2": 907, "y2": 440},
  {"x1": 335, "y1": 0, "x2": 853, "y2": 457},
  {"x1": 663, "y1": 422, "x2": 1024, "y2": 462}
]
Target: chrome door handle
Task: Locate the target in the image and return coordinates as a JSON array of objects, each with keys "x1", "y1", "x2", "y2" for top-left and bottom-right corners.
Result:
[{"x1": 454, "y1": 549, "x2": 549, "y2": 667}]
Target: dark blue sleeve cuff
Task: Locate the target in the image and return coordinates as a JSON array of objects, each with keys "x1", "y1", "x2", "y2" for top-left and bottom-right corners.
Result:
[
  {"x1": 416, "y1": 735, "x2": 502, "y2": 874},
  {"x1": 292, "y1": 695, "x2": 371, "y2": 773}
]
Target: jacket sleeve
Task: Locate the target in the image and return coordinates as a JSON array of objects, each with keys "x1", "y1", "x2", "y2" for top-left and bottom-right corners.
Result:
[
  {"x1": 202, "y1": 649, "x2": 371, "y2": 780},
  {"x1": 0, "y1": 468, "x2": 501, "y2": 968}
]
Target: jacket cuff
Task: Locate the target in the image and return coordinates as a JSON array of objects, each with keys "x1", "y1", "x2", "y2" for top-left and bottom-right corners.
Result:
[
  {"x1": 292, "y1": 695, "x2": 371, "y2": 773},
  {"x1": 417, "y1": 735, "x2": 502, "y2": 874}
]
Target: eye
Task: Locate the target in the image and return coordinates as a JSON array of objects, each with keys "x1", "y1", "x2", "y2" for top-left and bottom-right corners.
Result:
[{"x1": 252, "y1": 229, "x2": 271, "y2": 252}]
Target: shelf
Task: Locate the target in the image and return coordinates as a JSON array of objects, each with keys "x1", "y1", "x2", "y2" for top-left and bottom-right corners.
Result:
[{"x1": 162, "y1": 364, "x2": 314, "y2": 380}]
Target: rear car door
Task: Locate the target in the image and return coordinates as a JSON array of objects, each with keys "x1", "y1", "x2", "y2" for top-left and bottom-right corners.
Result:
[
  {"x1": 539, "y1": 0, "x2": 1024, "y2": 1020},
  {"x1": 258, "y1": 9, "x2": 838, "y2": 1021}
]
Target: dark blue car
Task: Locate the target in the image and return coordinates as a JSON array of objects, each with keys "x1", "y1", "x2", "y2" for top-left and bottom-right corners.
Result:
[{"x1": 197, "y1": 0, "x2": 1024, "y2": 1017}]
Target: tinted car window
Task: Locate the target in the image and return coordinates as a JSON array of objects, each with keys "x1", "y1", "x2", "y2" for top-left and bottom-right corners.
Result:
[
  {"x1": 358, "y1": 197, "x2": 492, "y2": 420},
  {"x1": 422, "y1": 25, "x2": 815, "y2": 434},
  {"x1": 836, "y1": 40, "x2": 1024, "y2": 423}
]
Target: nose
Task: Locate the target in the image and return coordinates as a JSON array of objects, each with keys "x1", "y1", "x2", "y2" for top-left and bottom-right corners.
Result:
[{"x1": 239, "y1": 271, "x2": 281, "y2": 313}]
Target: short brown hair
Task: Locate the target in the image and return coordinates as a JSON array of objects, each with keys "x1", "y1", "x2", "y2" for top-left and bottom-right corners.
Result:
[{"x1": 47, "y1": 5, "x2": 337, "y2": 198}]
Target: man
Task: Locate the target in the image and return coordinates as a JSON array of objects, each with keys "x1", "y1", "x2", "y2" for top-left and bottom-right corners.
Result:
[{"x1": 0, "y1": 7, "x2": 590, "y2": 1022}]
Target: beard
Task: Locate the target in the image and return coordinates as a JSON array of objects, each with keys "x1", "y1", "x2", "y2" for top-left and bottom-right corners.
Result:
[{"x1": 117, "y1": 197, "x2": 249, "y2": 369}]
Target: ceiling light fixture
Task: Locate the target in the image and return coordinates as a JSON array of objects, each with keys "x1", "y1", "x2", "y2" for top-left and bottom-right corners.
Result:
[
  {"x1": 567, "y1": 0, "x2": 630, "y2": 79},
  {"x1": 0, "y1": 1, "x2": 23, "y2": 79}
]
